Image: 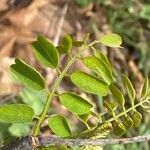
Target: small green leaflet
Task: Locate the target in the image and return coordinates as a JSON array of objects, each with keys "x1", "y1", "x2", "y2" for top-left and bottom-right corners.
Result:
[
  {"x1": 59, "y1": 92, "x2": 93, "y2": 115},
  {"x1": 72, "y1": 40, "x2": 84, "y2": 47},
  {"x1": 48, "y1": 115, "x2": 72, "y2": 137},
  {"x1": 9, "y1": 123, "x2": 30, "y2": 137},
  {"x1": 110, "y1": 84, "x2": 125, "y2": 107},
  {"x1": 32, "y1": 36, "x2": 59, "y2": 68},
  {"x1": 10, "y1": 58, "x2": 45, "y2": 91},
  {"x1": 131, "y1": 111, "x2": 142, "y2": 128},
  {"x1": 77, "y1": 113, "x2": 90, "y2": 123},
  {"x1": 70, "y1": 71, "x2": 109, "y2": 96},
  {"x1": 83, "y1": 56, "x2": 113, "y2": 85},
  {"x1": 96, "y1": 50, "x2": 112, "y2": 70},
  {"x1": 114, "y1": 123, "x2": 126, "y2": 136},
  {"x1": 122, "y1": 116, "x2": 133, "y2": 130},
  {"x1": 99, "y1": 33, "x2": 122, "y2": 48},
  {"x1": 79, "y1": 122, "x2": 112, "y2": 139},
  {"x1": 141, "y1": 77, "x2": 149, "y2": 99},
  {"x1": 123, "y1": 75, "x2": 135, "y2": 104},
  {"x1": 0, "y1": 104, "x2": 34, "y2": 123},
  {"x1": 104, "y1": 101, "x2": 117, "y2": 114},
  {"x1": 57, "y1": 34, "x2": 72, "y2": 54}
]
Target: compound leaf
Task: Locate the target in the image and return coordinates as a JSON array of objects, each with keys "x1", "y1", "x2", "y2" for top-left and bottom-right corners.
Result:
[
  {"x1": 123, "y1": 75, "x2": 135, "y2": 103},
  {"x1": 0, "y1": 104, "x2": 34, "y2": 123},
  {"x1": 10, "y1": 58, "x2": 45, "y2": 91},
  {"x1": 32, "y1": 36, "x2": 59, "y2": 68},
  {"x1": 59, "y1": 92, "x2": 93, "y2": 115},
  {"x1": 99, "y1": 33, "x2": 122, "y2": 48},
  {"x1": 48, "y1": 115, "x2": 72, "y2": 138},
  {"x1": 110, "y1": 84, "x2": 125, "y2": 107},
  {"x1": 83, "y1": 56, "x2": 113, "y2": 85},
  {"x1": 70, "y1": 71, "x2": 109, "y2": 96}
]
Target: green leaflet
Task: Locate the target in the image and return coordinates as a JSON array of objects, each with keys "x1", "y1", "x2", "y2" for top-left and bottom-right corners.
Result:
[
  {"x1": 104, "y1": 101, "x2": 117, "y2": 113},
  {"x1": 109, "y1": 84, "x2": 125, "y2": 107},
  {"x1": 32, "y1": 36, "x2": 59, "y2": 68},
  {"x1": 57, "y1": 34, "x2": 72, "y2": 54},
  {"x1": 72, "y1": 40, "x2": 84, "y2": 47},
  {"x1": 70, "y1": 71, "x2": 109, "y2": 96},
  {"x1": 91, "y1": 123, "x2": 113, "y2": 139},
  {"x1": 141, "y1": 77, "x2": 149, "y2": 99},
  {"x1": 114, "y1": 123, "x2": 126, "y2": 136},
  {"x1": 20, "y1": 88, "x2": 47, "y2": 116},
  {"x1": 59, "y1": 92, "x2": 93, "y2": 115},
  {"x1": 123, "y1": 75, "x2": 135, "y2": 104},
  {"x1": 77, "y1": 113, "x2": 90, "y2": 123},
  {"x1": 79, "y1": 122, "x2": 112, "y2": 139},
  {"x1": 48, "y1": 115, "x2": 72, "y2": 138},
  {"x1": 83, "y1": 56, "x2": 113, "y2": 85},
  {"x1": 122, "y1": 116, "x2": 133, "y2": 130},
  {"x1": 9, "y1": 123, "x2": 30, "y2": 137},
  {"x1": 10, "y1": 58, "x2": 45, "y2": 91},
  {"x1": 0, "y1": 104, "x2": 34, "y2": 123},
  {"x1": 96, "y1": 50, "x2": 112, "y2": 70},
  {"x1": 131, "y1": 111, "x2": 142, "y2": 128},
  {"x1": 99, "y1": 33, "x2": 122, "y2": 48}
]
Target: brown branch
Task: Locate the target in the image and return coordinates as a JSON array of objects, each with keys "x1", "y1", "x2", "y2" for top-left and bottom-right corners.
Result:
[
  {"x1": 37, "y1": 135, "x2": 150, "y2": 146},
  {"x1": 1, "y1": 135, "x2": 150, "y2": 150}
]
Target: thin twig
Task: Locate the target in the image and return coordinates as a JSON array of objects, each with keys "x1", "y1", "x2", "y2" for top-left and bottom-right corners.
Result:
[
  {"x1": 1, "y1": 135, "x2": 150, "y2": 150},
  {"x1": 37, "y1": 135, "x2": 150, "y2": 146}
]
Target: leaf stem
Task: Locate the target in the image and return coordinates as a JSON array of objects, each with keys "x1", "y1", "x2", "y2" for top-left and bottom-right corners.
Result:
[
  {"x1": 105, "y1": 97, "x2": 149, "y2": 123},
  {"x1": 32, "y1": 56, "x2": 76, "y2": 137}
]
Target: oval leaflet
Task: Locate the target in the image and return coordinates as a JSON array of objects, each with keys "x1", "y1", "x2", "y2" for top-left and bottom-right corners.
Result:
[
  {"x1": 70, "y1": 71, "x2": 109, "y2": 96},
  {"x1": 59, "y1": 92, "x2": 93, "y2": 115},
  {"x1": 48, "y1": 115, "x2": 72, "y2": 137},
  {"x1": 0, "y1": 104, "x2": 34, "y2": 123},
  {"x1": 10, "y1": 58, "x2": 45, "y2": 91},
  {"x1": 32, "y1": 36, "x2": 59, "y2": 68},
  {"x1": 83, "y1": 56, "x2": 113, "y2": 85}
]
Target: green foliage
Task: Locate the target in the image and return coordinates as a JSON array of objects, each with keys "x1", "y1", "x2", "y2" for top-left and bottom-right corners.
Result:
[
  {"x1": 95, "y1": 50, "x2": 112, "y2": 70},
  {"x1": 70, "y1": 71, "x2": 109, "y2": 96},
  {"x1": 57, "y1": 34, "x2": 72, "y2": 54},
  {"x1": 109, "y1": 84, "x2": 125, "y2": 107},
  {"x1": 48, "y1": 115, "x2": 72, "y2": 137},
  {"x1": 140, "y1": 4, "x2": 150, "y2": 20},
  {"x1": 59, "y1": 92, "x2": 93, "y2": 115},
  {"x1": 10, "y1": 58, "x2": 45, "y2": 91},
  {"x1": 131, "y1": 111, "x2": 142, "y2": 128},
  {"x1": 141, "y1": 77, "x2": 149, "y2": 99},
  {"x1": 20, "y1": 88, "x2": 47, "y2": 115},
  {"x1": 122, "y1": 116, "x2": 133, "y2": 130},
  {"x1": 114, "y1": 123, "x2": 126, "y2": 136},
  {"x1": 32, "y1": 36, "x2": 59, "y2": 68},
  {"x1": 72, "y1": 40, "x2": 84, "y2": 47},
  {"x1": 8, "y1": 123, "x2": 30, "y2": 137},
  {"x1": 123, "y1": 75, "x2": 135, "y2": 104},
  {"x1": 83, "y1": 56, "x2": 113, "y2": 85},
  {"x1": 99, "y1": 33, "x2": 122, "y2": 48},
  {"x1": 0, "y1": 104, "x2": 34, "y2": 123},
  {"x1": 1, "y1": 33, "x2": 149, "y2": 149}
]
